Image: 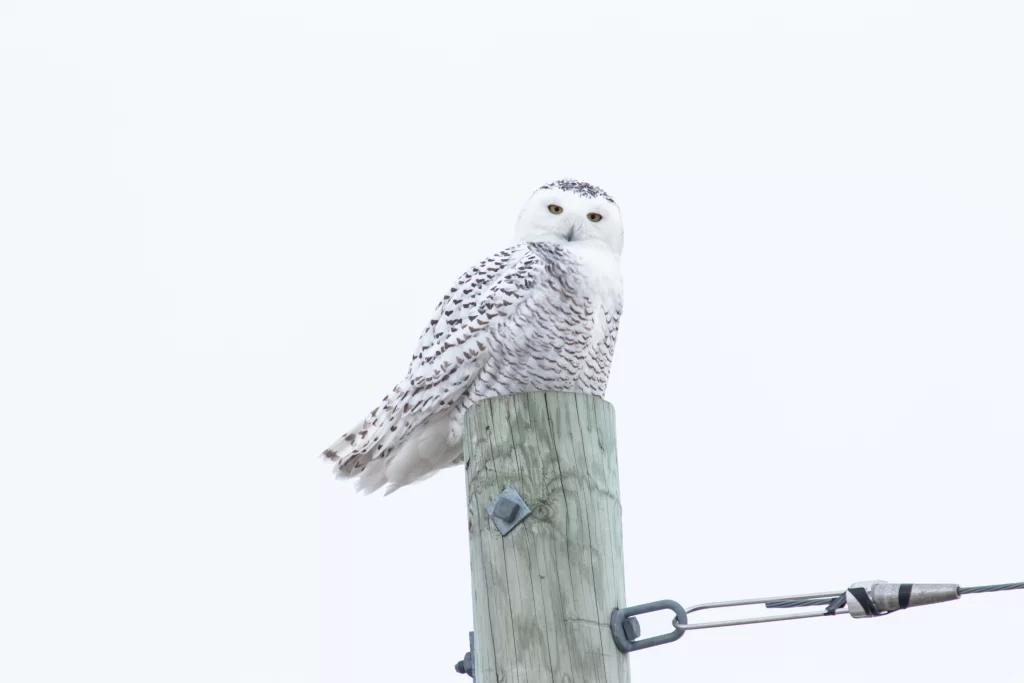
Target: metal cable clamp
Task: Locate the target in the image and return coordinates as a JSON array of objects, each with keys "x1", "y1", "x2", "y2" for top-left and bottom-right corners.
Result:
[{"x1": 609, "y1": 579, "x2": 1012, "y2": 653}]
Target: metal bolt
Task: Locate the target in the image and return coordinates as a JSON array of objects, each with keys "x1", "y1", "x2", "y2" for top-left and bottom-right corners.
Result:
[
  {"x1": 455, "y1": 631, "x2": 475, "y2": 678},
  {"x1": 486, "y1": 485, "x2": 531, "y2": 536},
  {"x1": 623, "y1": 616, "x2": 641, "y2": 642},
  {"x1": 491, "y1": 495, "x2": 520, "y2": 523}
]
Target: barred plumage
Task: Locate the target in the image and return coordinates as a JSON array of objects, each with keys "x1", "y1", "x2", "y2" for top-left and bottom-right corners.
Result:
[{"x1": 322, "y1": 180, "x2": 624, "y2": 494}]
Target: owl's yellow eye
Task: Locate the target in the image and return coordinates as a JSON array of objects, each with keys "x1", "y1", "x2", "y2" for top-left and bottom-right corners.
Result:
[
  {"x1": 548, "y1": 205, "x2": 563, "y2": 214},
  {"x1": 587, "y1": 213, "x2": 603, "y2": 222}
]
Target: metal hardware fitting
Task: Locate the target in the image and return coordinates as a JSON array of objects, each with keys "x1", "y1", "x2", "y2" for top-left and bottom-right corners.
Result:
[
  {"x1": 844, "y1": 580, "x2": 959, "y2": 618},
  {"x1": 673, "y1": 589, "x2": 850, "y2": 632},
  {"x1": 611, "y1": 579, "x2": 968, "y2": 653},
  {"x1": 610, "y1": 600, "x2": 687, "y2": 652},
  {"x1": 454, "y1": 632, "x2": 474, "y2": 678},
  {"x1": 486, "y1": 485, "x2": 531, "y2": 536},
  {"x1": 622, "y1": 616, "x2": 641, "y2": 642},
  {"x1": 683, "y1": 580, "x2": 961, "y2": 628}
]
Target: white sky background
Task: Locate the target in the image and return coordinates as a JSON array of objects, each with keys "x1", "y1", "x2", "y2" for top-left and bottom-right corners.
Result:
[{"x1": 1, "y1": 0, "x2": 1022, "y2": 680}]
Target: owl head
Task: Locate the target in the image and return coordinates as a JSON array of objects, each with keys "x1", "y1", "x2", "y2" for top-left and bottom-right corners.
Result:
[{"x1": 514, "y1": 179, "x2": 623, "y2": 255}]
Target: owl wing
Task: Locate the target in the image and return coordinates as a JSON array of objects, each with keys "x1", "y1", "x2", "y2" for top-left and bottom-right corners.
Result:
[{"x1": 322, "y1": 242, "x2": 541, "y2": 476}]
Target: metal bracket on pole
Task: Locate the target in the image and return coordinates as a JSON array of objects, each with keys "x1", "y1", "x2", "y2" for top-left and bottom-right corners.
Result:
[
  {"x1": 454, "y1": 632, "x2": 475, "y2": 678},
  {"x1": 610, "y1": 600, "x2": 687, "y2": 652},
  {"x1": 486, "y1": 485, "x2": 531, "y2": 536}
]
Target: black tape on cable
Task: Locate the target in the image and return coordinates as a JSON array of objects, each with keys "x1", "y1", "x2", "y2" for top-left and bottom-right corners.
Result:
[
  {"x1": 824, "y1": 594, "x2": 847, "y2": 616},
  {"x1": 898, "y1": 584, "x2": 912, "y2": 610},
  {"x1": 848, "y1": 587, "x2": 882, "y2": 616}
]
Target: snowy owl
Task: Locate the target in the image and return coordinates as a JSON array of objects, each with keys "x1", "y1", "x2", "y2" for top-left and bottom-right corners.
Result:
[{"x1": 322, "y1": 179, "x2": 624, "y2": 494}]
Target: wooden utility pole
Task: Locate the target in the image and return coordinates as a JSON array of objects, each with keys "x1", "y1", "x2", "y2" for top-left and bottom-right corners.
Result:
[{"x1": 464, "y1": 392, "x2": 629, "y2": 683}]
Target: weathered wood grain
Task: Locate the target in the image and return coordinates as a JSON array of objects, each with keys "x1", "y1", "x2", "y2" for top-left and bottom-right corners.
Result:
[{"x1": 465, "y1": 392, "x2": 629, "y2": 683}]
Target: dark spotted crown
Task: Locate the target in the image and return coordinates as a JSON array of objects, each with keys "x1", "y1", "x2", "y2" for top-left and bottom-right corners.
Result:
[{"x1": 539, "y1": 179, "x2": 615, "y2": 204}]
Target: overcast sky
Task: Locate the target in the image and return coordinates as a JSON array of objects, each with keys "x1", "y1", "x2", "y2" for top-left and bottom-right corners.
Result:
[{"x1": 2, "y1": 1, "x2": 1022, "y2": 681}]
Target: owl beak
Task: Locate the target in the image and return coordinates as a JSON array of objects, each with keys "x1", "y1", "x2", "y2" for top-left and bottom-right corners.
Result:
[{"x1": 563, "y1": 218, "x2": 585, "y2": 242}]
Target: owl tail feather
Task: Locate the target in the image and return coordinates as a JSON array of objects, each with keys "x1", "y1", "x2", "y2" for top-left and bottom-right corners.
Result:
[
  {"x1": 321, "y1": 405, "x2": 460, "y2": 496},
  {"x1": 321, "y1": 416, "x2": 384, "y2": 479},
  {"x1": 320, "y1": 425, "x2": 360, "y2": 471},
  {"x1": 320, "y1": 384, "x2": 412, "y2": 482}
]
